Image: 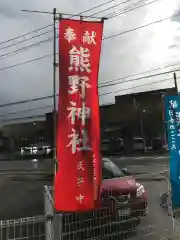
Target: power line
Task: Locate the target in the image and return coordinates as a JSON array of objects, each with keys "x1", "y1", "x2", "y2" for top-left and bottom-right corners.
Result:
[
  {"x1": 0, "y1": 53, "x2": 54, "y2": 71},
  {"x1": 0, "y1": 76, "x2": 174, "y2": 122},
  {"x1": 0, "y1": 61, "x2": 179, "y2": 110},
  {"x1": 108, "y1": 0, "x2": 159, "y2": 19},
  {"x1": 1, "y1": 10, "x2": 179, "y2": 68},
  {"x1": 0, "y1": 70, "x2": 177, "y2": 109},
  {"x1": 77, "y1": 0, "x2": 115, "y2": 15},
  {"x1": 87, "y1": 0, "x2": 133, "y2": 17},
  {"x1": 0, "y1": 0, "x2": 154, "y2": 55},
  {"x1": 100, "y1": 76, "x2": 174, "y2": 96},
  {"x1": 0, "y1": 0, "x2": 131, "y2": 54},
  {"x1": 0, "y1": 24, "x2": 53, "y2": 46},
  {"x1": 0, "y1": 0, "x2": 165, "y2": 61},
  {"x1": 68, "y1": 0, "x2": 115, "y2": 17},
  {"x1": 99, "y1": 61, "x2": 180, "y2": 86},
  {"x1": 0, "y1": 75, "x2": 174, "y2": 120},
  {"x1": 0, "y1": 0, "x2": 115, "y2": 49},
  {"x1": 0, "y1": 105, "x2": 52, "y2": 118},
  {"x1": 0, "y1": 37, "x2": 53, "y2": 59},
  {"x1": 0, "y1": 114, "x2": 46, "y2": 123},
  {"x1": 0, "y1": 1, "x2": 116, "y2": 56},
  {"x1": 103, "y1": 12, "x2": 180, "y2": 40},
  {"x1": 0, "y1": 94, "x2": 54, "y2": 108},
  {"x1": 0, "y1": 1, "x2": 177, "y2": 114},
  {"x1": 0, "y1": 0, "x2": 165, "y2": 63},
  {"x1": 99, "y1": 66, "x2": 180, "y2": 88},
  {"x1": 106, "y1": 0, "x2": 146, "y2": 18},
  {"x1": 0, "y1": 29, "x2": 54, "y2": 52}
]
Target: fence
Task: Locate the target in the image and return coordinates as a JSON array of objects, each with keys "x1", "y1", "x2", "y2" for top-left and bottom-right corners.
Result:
[
  {"x1": 2, "y1": 173, "x2": 180, "y2": 240},
  {"x1": 43, "y1": 184, "x2": 180, "y2": 240},
  {"x1": 0, "y1": 216, "x2": 45, "y2": 240}
]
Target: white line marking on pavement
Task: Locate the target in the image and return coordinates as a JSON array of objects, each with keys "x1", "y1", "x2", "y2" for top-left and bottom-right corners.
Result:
[
  {"x1": 116, "y1": 156, "x2": 169, "y2": 160},
  {"x1": 154, "y1": 156, "x2": 167, "y2": 159}
]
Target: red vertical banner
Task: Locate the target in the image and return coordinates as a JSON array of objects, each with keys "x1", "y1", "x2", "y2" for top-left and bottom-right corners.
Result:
[{"x1": 54, "y1": 19, "x2": 104, "y2": 212}]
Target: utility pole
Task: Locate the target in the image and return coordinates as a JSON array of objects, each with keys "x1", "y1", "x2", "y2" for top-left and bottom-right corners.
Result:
[
  {"x1": 133, "y1": 98, "x2": 147, "y2": 153},
  {"x1": 22, "y1": 8, "x2": 58, "y2": 175},
  {"x1": 53, "y1": 8, "x2": 57, "y2": 174}
]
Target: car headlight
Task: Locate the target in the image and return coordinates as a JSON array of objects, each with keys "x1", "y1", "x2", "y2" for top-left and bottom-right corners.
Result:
[{"x1": 136, "y1": 182, "x2": 145, "y2": 197}]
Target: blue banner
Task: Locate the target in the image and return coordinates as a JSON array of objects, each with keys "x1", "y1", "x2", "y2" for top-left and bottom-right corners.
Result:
[{"x1": 165, "y1": 95, "x2": 180, "y2": 208}]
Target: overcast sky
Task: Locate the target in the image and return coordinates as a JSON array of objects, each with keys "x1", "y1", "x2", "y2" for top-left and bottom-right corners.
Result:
[{"x1": 0, "y1": 0, "x2": 180, "y2": 124}]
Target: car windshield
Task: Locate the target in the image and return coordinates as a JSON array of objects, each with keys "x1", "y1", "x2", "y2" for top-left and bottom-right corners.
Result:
[{"x1": 102, "y1": 158, "x2": 124, "y2": 179}]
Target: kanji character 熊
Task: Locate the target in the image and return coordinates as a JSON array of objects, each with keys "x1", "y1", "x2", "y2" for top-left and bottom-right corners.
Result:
[{"x1": 69, "y1": 46, "x2": 91, "y2": 73}]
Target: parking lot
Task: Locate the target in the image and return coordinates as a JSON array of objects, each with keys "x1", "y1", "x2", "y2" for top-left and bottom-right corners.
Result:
[{"x1": 0, "y1": 155, "x2": 175, "y2": 239}]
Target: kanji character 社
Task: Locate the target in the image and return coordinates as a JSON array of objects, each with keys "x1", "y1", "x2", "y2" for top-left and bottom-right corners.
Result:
[{"x1": 66, "y1": 128, "x2": 81, "y2": 154}]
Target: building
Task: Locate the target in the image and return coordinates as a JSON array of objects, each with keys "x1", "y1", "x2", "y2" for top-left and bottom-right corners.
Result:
[{"x1": 0, "y1": 87, "x2": 176, "y2": 152}]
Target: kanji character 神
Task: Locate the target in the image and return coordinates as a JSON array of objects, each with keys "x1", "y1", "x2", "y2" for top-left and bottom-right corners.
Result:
[
  {"x1": 68, "y1": 75, "x2": 91, "y2": 98},
  {"x1": 83, "y1": 30, "x2": 97, "y2": 45},
  {"x1": 69, "y1": 46, "x2": 91, "y2": 73},
  {"x1": 77, "y1": 102, "x2": 91, "y2": 126},
  {"x1": 67, "y1": 101, "x2": 77, "y2": 125},
  {"x1": 64, "y1": 27, "x2": 76, "y2": 43},
  {"x1": 67, "y1": 101, "x2": 91, "y2": 125}
]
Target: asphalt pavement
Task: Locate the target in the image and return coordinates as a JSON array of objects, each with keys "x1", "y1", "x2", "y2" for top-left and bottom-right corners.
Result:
[
  {"x1": 133, "y1": 181, "x2": 173, "y2": 239},
  {"x1": 0, "y1": 154, "x2": 174, "y2": 239}
]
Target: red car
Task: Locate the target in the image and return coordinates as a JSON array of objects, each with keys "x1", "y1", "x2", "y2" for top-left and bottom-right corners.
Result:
[
  {"x1": 102, "y1": 158, "x2": 148, "y2": 218},
  {"x1": 61, "y1": 158, "x2": 148, "y2": 240}
]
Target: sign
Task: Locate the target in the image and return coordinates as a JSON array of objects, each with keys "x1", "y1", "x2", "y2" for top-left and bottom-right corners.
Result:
[
  {"x1": 55, "y1": 19, "x2": 104, "y2": 211},
  {"x1": 165, "y1": 95, "x2": 180, "y2": 208}
]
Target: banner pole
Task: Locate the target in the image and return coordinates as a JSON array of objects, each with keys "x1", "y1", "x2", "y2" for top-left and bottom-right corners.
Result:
[
  {"x1": 174, "y1": 72, "x2": 178, "y2": 95},
  {"x1": 53, "y1": 8, "x2": 57, "y2": 174}
]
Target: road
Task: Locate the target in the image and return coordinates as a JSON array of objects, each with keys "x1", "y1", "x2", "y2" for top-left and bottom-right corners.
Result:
[
  {"x1": 0, "y1": 155, "x2": 175, "y2": 239},
  {"x1": 112, "y1": 155, "x2": 173, "y2": 239},
  {"x1": 133, "y1": 181, "x2": 173, "y2": 239}
]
